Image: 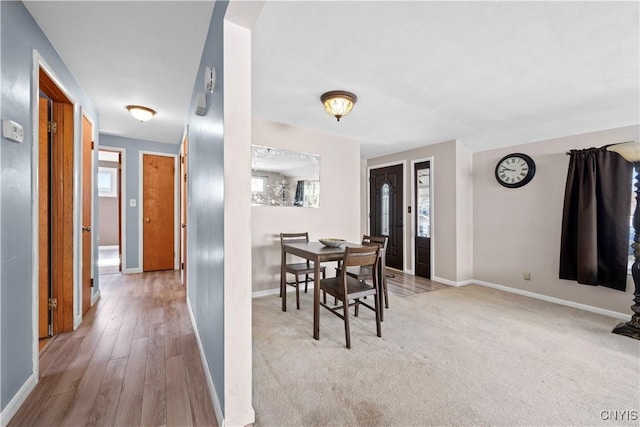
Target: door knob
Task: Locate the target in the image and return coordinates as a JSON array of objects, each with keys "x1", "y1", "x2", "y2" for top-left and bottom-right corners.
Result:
[
  {"x1": 181, "y1": 223, "x2": 186, "y2": 228},
  {"x1": 145, "y1": 217, "x2": 150, "y2": 223},
  {"x1": 82, "y1": 226, "x2": 91, "y2": 232}
]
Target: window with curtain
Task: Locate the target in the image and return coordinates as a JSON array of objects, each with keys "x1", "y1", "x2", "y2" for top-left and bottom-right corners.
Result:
[{"x1": 559, "y1": 147, "x2": 633, "y2": 291}]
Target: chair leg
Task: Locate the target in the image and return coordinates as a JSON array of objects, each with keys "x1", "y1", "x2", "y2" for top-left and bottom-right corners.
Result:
[
  {"x1": 295, "y1": 275, "x2": 301, "y2": 310},
  {"x1": 304, "y1": 273, "x2": 309, "y2": 293},
  {"x1": 343, "y1": 298, "x2": 351, "y2": 349},
  {"x1": 354, "y1": 298, "x2": 360, "y2": 317},
  {"x1": 374, "y1": 291, "x2": 381, "y2": 337},
  {"x1": 383, "y1": 276, "x2": 389, "y2": 309}
]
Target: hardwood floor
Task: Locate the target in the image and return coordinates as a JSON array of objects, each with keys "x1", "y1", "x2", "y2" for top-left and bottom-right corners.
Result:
[
  {"x1": 385, "y1": 268, "x2": 448, "y2": 297},
  {"x1": 9, "y1": 271, "x2": 217, "y2": 427}
]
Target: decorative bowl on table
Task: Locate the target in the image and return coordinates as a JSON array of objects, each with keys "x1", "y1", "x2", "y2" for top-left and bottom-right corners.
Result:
[{"x1": 319, "y1": 238, "x2": 346, "y2": 248}]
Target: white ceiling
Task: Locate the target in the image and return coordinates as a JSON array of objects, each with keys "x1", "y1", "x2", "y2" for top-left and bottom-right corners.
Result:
[
  {"x1": 24, "y1": 0, "x2": 215, "y2": 145},
  {"x1": 24, "y1": 1, "x2": 639, "y2": 158}
]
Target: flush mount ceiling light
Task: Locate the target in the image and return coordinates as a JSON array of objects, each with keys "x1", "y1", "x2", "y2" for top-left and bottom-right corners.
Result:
[
  {"x1": 320, "y1": 90, "x2": 357, "y2": 122},
  {"x1": 126, "y1": 105, "x2": 156, "y2": 122}
]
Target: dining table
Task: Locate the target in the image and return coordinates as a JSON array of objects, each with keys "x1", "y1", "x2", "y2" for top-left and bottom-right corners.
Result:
[{"x1": 281, "y1": 241, "x2": 385, "y2": 340}]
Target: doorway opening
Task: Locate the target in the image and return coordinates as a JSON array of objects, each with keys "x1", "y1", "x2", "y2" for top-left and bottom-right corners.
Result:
[{"x1": 97, "y1": 149, "x2": 122, "y2": 275}]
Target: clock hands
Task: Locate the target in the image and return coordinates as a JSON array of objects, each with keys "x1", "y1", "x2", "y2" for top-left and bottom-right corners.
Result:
[{"x1": 500, "y1": 167, "x2": 515, "y2": 172}]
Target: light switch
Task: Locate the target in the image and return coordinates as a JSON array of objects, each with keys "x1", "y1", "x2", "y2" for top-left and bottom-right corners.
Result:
[{"x1": 130, "y1": 199, "x2": 137, "y2": 207}]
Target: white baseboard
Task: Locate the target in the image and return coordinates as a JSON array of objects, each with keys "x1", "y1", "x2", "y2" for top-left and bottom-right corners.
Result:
[
  {"x1": 186, "y1": 298, "x2": 225, "y2": 427},
  {"x1": 91, "y1": 289, "x2": 101, "y2": 306},
  {"x1": 473, "y1": 280, "x2": 629, "y2": 320},
  {"x1": 432, "y1": 276, "x2": 473, "y2": 287},
  {"x1": 122, "y1": 267, "x2": 142, "y2": 275},
  {"x1": 0, "y1": 373, "x2": 36, "y2": 427},
  {"x1": 74, "y1": 315, "x2": 82, "y2": 330},
  {"x1": 252, "y1": 283, "x2": 315, "y2": 299}
]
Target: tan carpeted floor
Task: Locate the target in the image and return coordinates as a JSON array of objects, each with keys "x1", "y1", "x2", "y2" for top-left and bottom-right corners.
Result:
[{"x1": 252, "y1": 285, "x2": 640, "y2": 426}]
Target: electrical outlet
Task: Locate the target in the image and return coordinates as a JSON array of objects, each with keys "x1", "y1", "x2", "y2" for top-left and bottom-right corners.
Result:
[{"x1": 523, "y1": 272, "x2": 531, "y2": 280}]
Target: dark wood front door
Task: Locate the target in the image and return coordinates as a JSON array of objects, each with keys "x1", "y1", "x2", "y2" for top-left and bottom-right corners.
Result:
[
  {"x1": 370, "y1": 164, "x2": 404, "y2": 270},
  {"x1": 414, "y1": 161, "x2": 431, "y2": 278}
]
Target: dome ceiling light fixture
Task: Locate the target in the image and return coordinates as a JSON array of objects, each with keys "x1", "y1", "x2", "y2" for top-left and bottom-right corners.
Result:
[
  {"x1": 320, "y1": 90, "x2": 357, "y2": 122},
  {"x1": 126, "y1": 105, "x2": 156, "y2": 122}
]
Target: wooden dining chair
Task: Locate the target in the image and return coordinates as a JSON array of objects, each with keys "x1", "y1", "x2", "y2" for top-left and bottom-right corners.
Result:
[
  {"x1": 347, "y1": 235, "x2": 389, "y2": 309},
  {"x1": 280, "y1": 232, "x2": 326, "y2": 310},
  {"x1": 320, "y1": 245, "x2": 381, "y2": 349},
  {"x1": 336, "y1": 235, "x2": 389, "y2": 317}
]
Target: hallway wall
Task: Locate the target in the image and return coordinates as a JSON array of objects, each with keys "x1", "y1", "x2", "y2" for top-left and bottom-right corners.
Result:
[{"x1": 0, "y1": 0, "x2": 98, "y2": 419}]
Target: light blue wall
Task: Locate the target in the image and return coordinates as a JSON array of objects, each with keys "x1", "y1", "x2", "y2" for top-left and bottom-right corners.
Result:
[
  {"x1": 0, "y1": 1, "x2": 97, "y2": 412},
  {"x1": 98, "y1": 134, "x2": 179, "y2": 271},
  {"x1": 185, "y1": 0, "x2": 228, "y2": 413}
]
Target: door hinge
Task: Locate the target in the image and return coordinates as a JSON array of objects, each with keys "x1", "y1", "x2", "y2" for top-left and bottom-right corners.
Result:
[
  {"x1": 91, "y1": 141, "x2": 95, "y2": 150},
  {"x1": 48, "y1": 297, "x2": 58, "y2": 310},
  {"x1": 90, "y1": 278, "x2": 94, "y2": 287},
  {"x1": 48, "y1": 121, "x2": 57, "y2": 133},
  {"x1": 181, "y1": 262, "x2": 185, "y2": 270},
  {"x1": 184, "y1": 173, "x2": 187, "y2": 182}
]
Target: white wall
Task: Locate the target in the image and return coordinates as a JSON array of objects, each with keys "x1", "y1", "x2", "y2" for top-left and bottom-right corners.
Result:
[
  {"x1": 473, "y1": 125, "x2": 640, "y2": 314},
  {"x1": 251, "y1": 119, "x2": 361, "y2": 293}
]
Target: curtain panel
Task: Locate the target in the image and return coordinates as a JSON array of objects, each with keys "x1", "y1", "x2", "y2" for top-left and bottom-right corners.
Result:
[{"x1": 559, "y1": 147, "x2": 632, "y2": 291}]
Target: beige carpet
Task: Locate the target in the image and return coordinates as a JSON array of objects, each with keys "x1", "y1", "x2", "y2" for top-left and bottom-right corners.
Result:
[{"x1": 252, "y1": 285, "x2": 640, "y2": 426}]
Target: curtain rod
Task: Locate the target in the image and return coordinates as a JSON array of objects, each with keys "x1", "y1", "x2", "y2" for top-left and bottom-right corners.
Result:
[{"x1": 566, "y1": 141, "x2": 638, "y2": 155}]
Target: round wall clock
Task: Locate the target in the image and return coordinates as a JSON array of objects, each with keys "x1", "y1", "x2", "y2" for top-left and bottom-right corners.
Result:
[{"x1": 495, "y1": 153, "x2": 536, "y2": 188}]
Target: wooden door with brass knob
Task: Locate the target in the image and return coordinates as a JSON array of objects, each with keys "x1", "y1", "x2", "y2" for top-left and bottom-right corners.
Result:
[{"x1": 142, "y1": 153, "x2": 175, "y2": 271}]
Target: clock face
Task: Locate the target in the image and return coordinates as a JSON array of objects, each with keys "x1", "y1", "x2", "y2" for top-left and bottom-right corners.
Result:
[{"x1": 495, "y1": 153, "x2": 536, "y2": 188}]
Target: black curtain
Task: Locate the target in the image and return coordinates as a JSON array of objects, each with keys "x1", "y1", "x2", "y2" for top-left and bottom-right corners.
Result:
[
  {"x1": 293, "y1": 180, "x2": 304, "y2": 206},
  {"x1": 559, "y1": 147, "x2": 632, "y2": 291}
]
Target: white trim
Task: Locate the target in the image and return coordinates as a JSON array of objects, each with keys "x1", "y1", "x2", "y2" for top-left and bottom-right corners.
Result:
[
  {"x1": 472, "y1": 280, "x2": 629, "y2": 320},
  {"x1": 74, "y1": 314, "x2": 82, "y2": 329},
  {"x1": 432, "y1": 276, "x2": 471, "y2": 287},
  {"x1": 187, "y1": 298, "x2": 225, "y2": 427},
  {"x1": 409, "y1": 156, "x2": 435, "y2": 278},
  {"x1": 252, "y1": 283, "x2": 316, "y2": 299},
  {"x1": 122, "y1": 267, "x2": 142, "y2": 275},
  {"x1": 0, "y1": 373, "x2": 36, "y2": 427},
  {"x1": 366, "y1": 160, "x2": 407, "y2": 271},
  {"x1": 97, "y1": 146, "x2": 126, "y2": 271},
  {"x1": 72, "y1": 102, "x2": 81, "y2": 328},
  {"x1": 91, "y1": 289, "x2": 101, "y2": 306},
  {"x1": 138, "y1": 151, "x2": 180, "y2": 271}
]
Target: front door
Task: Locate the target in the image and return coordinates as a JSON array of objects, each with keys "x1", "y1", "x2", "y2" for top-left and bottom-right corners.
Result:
[
  {"x1": 370, "y1": 164, "x2": 404, "y2": 270},
  {"x1": 143, "y1": 154, "x2": 175, "y2": 271},
  {"x1": 81, "y1": 115, "x2": 93, "y2": 315},
  {"x1": 414, "y1": 161, "x2": 431, "y2": 278}
]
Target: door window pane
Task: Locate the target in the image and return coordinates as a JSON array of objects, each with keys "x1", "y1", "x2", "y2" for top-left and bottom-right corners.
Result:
[
  {"x1": 381, "y1": 183, "x2": 390, "y2": 236},
  {"x1": 417, "y1": 168, "x2": 430, "y2": 238}
]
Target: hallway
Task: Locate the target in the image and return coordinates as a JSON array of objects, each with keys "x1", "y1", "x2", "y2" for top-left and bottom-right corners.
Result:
[{"x1": 9, "y1": 271, "x2": 217, "y2": 427}]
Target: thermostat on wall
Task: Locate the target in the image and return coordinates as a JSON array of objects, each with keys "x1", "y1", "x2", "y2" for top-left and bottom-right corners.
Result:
[{"x1": 2, "y1": 119, "x2": 24, "y2": 143}]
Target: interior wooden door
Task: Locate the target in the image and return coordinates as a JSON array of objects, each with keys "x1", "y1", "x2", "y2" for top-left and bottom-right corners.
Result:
[
  {"x1": 81, "y1": 115, "x2": 93, "y2": 315},
  {"x1": 414, "y1": 161, "x2": 431, "y2": 278},
  {"x1": 370, "y1": 164, "x2": 404, "y2": 270},
  {"x1": 180, "y1": 135, "x2": 188, "y2": 287},
  {"x1": 38, "y1": 97, "x2": 51, "y2": 339},
  {"x1": 40, "y1": 68, "x2": 75, "y2": 335},
  {"x1": 143, "y1": 154, "x2": 175, "y2": 271}
]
